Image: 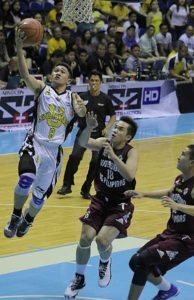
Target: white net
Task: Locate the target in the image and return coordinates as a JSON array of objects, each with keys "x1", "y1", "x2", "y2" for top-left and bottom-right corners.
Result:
[{"x1": 61, "y1": 0, "x2": 94, "y2": 23}]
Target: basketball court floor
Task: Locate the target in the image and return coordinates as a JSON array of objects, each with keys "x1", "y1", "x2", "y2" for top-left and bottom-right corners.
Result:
[{"x1": 1, "y1": 113, "x2": 194, "y2": 300}]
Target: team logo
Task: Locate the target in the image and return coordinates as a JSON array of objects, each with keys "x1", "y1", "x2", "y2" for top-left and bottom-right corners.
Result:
[
  {"x1": 166, "y1": 250, "x2": 179, "y2": 261},
  {"x1": 157, "y1": 249, "x2": 165, "y2": 258},
  {"x1": 108, "y1": 88, "x2": 142, "y2": 111}
]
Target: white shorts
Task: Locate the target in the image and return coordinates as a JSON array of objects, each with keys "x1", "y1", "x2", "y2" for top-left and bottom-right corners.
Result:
[{"x1": 19, "y1": 134, "x2": 63, "y2": 200}]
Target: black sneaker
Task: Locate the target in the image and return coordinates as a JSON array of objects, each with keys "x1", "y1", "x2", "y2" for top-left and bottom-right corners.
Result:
[
  {"x1": 16, "y1": 217, "x2": 32, "y2": 237},
  {"x1": 64, "y1": 273, "x2": 86, "y2": 298},
  {"x1": 4, "y1": 214, "x2": 22, "y2": 238},
  {"x1": 80, "y1": 191, "x2": 91, "y2": 199},
  {"x1": 57, "y1": 186, "x2": 72, "y2": 195},
  {"x1": 98, "y1": 258, "x2": 112, "y2": 287}
]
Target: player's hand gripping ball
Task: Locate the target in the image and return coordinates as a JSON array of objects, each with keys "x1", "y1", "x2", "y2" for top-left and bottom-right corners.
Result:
[{"x1": 17, "y1": 18, "x2": 43, "y2": 47}]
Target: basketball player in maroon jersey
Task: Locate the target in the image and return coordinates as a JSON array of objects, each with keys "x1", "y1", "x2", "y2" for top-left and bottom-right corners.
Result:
[
  {"x1": 64, "y1": 112, "x2": 138, "y2": 298},
  {"x1": 126, "y1": 145, "x2": 194, "y2": 300}
]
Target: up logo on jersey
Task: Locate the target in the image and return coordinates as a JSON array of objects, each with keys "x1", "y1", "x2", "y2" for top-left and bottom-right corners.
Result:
[
  {"x1": 39, "y1": 104, "x2": 68, "y2": 127},
  {"x1": 39, "y1": 104, "x2": 68, "y2": 139}
]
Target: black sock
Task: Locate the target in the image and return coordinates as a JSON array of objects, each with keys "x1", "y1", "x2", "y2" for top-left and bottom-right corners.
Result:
[
  {"x1": 25, "y1": 213, "x2": 34, "y2": 224},
  {"x1": 13, "y1": 208, "x2": 22, "y2": 217}
]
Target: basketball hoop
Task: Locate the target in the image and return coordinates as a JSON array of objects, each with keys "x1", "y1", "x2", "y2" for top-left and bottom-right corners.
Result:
[{"x1": 61, "y1": 0, "x2": 94, "y2": 23}]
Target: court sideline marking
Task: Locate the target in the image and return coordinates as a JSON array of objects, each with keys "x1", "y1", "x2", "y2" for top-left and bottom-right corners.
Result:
[{"x1": 0, "y1": 237, "x2": 146, "y2": 275}]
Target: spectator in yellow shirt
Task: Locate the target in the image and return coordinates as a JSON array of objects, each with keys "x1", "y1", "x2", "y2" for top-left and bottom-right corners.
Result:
[
  {"x1": 47, "y1": 26, "x2": 66, "y2": 58},
  {"x1": 47, "y1": 0, "x2": 63, "y2": 27},
  {"x1": 141, "y1": 0, "x2": 152, "y2": 14},
  {"x1": 112, "y1": 3, "x2": 130, "y2": 23},
  {"x1": 146, "y1": 0, "x2": 162, "y2": 34},
  {"x1": 94, "y1": 0, "x2": 112, "y2": 15}
]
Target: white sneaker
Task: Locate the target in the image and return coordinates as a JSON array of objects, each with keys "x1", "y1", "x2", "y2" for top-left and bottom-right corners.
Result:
[
  {"x1": 98, "y1": 257, "x2": 112, "y2": 288},
  {"x1": 64, "y1": 273, "x2": 85, "y2": 298}
]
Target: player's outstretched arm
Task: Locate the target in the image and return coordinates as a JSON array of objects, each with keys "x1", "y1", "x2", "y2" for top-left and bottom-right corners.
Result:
[
  {"x1": 124, "y1": 189, "x2": 171, "y2": 199},
  {"x1": 15, "y1": 27, "x2": 44, "y2": 96},
  {"x1": 79, "y1": 112, "x2": 106, "y2": 150}
]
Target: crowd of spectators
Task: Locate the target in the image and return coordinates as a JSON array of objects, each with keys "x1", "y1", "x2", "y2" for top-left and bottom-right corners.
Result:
[{"x1": 1, "y1": 0, "x2": 194, "y2": 88}]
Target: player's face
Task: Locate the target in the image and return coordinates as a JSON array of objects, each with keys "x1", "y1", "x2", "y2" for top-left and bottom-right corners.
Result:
[
  {"x1": 177, "y1": 147, "x2": 193, "y2": 171},
  {"x1": 51, "y1": 65, "x2": 69, "y2": 86},
  {"x1": 111, "y1": 121, "x2": 131, "y2": 144}
]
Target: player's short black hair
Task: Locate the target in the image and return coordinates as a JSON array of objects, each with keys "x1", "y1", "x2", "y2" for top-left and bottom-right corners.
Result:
[
  {"x1": 88, "y1": 69, "x2": 103, "y2": 81},
  {"x1": 187, "y1": 145, "x2": 194, "y2": 160},
  {"x1": 54, "y1": 62, "x2": 72, "y2": 78},
  {"x1": 120, "y1": 116, "x2": 138, "y2": 141}
]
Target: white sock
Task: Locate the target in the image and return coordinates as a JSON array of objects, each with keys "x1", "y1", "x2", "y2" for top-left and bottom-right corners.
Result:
[
  {"x1": 76, "y1": 264, "x2": 87, "y2": 275},
  {"x1": 156, "y1": 277, "x2": 171, "y2": 291}
]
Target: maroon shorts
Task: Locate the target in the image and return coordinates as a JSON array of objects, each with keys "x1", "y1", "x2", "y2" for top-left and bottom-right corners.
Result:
[
  {"x1": 80, "y1": 194, "x2": 134, "y2": 238},
  {"x1": 138, "y1": 230, "x2": 194, "y2": 275}
]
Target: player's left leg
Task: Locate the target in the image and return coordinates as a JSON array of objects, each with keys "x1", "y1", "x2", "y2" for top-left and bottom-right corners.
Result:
[
  {"x1": 96, "y1": 225, "x2": 119, "y2": 287},
  {"x1": 128, "y1": 235, "x2": 189, "y2": 300}
]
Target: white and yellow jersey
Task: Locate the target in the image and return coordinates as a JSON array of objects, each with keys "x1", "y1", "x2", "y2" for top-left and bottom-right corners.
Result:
[{"x1": 32, "y1": 85, "x2": 74, "y2": 145}]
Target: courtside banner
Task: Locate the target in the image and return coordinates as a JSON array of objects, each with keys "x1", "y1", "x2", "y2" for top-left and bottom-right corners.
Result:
[
  {"x1": 0, "y1": 88, "x2": 34, "y2": 131},
  {"x1": 0, "y1": 80, "x2": 180, "y2": 130},
  {"x1": 72, "y1": 79, "x2": 180, "y2": 119}
]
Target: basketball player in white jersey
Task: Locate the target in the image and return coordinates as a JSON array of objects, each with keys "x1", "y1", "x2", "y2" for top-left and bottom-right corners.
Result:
[{"x1": 4, "y1": 27, "x2": 86, "y2": 238}]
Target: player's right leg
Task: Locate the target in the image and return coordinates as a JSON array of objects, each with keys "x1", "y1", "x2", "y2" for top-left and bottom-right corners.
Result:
[
  {"x1": 4, "y1": 152, "x2": 36, "y2": 238},
  {"x1": 64, "y1": 224, "x2": 96, "y2": 298},
  {"x1": 4, "y1": 172, "x2": 35, "y2": 238}
]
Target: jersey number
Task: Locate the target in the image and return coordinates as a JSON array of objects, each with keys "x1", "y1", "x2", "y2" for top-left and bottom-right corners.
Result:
[{"x1": 48, "y1": 128, "x2": 55, "y2": 139}]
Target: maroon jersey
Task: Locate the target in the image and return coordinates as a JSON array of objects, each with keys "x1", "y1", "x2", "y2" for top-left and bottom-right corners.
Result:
[
  {"x1": 94, "y1": 143, "x2": 136, "y2": 203},
  {"x1": 166, "y1": 175, "x2": 194, "y2": 234}
]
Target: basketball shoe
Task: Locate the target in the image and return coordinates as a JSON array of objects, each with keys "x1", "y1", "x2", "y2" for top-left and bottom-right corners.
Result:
[
  {"x1": 64, "y1": 273, "x2": 85, "y2": 298},
  {"x1": 16, "y1": 216, "x2": 32, "y2": 237},
  {"x1": 152, "y1": 284, "x2": 180, "y2": 300},
  {"x1": 98, "y1": 257, "x2": 112, "y2": 287},
  {"x1": 4, "y1": 214, "x2": 22, "y2": 238}
]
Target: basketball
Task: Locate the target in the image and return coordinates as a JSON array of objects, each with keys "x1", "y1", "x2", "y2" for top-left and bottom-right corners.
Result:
[{"x1": 18, "y1": 18, "x2": 43, "y2": 47}]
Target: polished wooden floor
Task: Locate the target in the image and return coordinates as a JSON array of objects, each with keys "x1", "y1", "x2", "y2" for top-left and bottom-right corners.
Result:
[{"x1": 0, "y1": 134, "x2": 193, "y2": 256}]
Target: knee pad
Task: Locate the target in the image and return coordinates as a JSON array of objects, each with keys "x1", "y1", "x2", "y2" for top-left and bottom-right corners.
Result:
[
  {"x1": 129, "y1": 250, "x2": 155, "y2": 272},
  {"x1": 30, "y1": 194, "x2": 45, "y2": 210},
  {"x1": 129, "y1": 253, "x2": 142, "y2": 272},
  {"x1": 129, "y1": 253, "x2": 149, "y2": 286},
  {"x1": 15, "y1": 173, "x2": 35, "y2": 196}
]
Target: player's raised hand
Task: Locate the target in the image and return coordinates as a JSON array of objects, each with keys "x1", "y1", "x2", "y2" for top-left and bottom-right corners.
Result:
[
  {"x1": 15, "y1": 27, "x2": 26, "y2": 48},
  {"x1": 86, "y1": 111, "x2": 98, "y2": 129},
  {"x1": 103, "y1": 140, "x2": 115, "y2": 159},
  {"x1": 72, "y1": 93, "x2": 86, "y2": 117}
]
